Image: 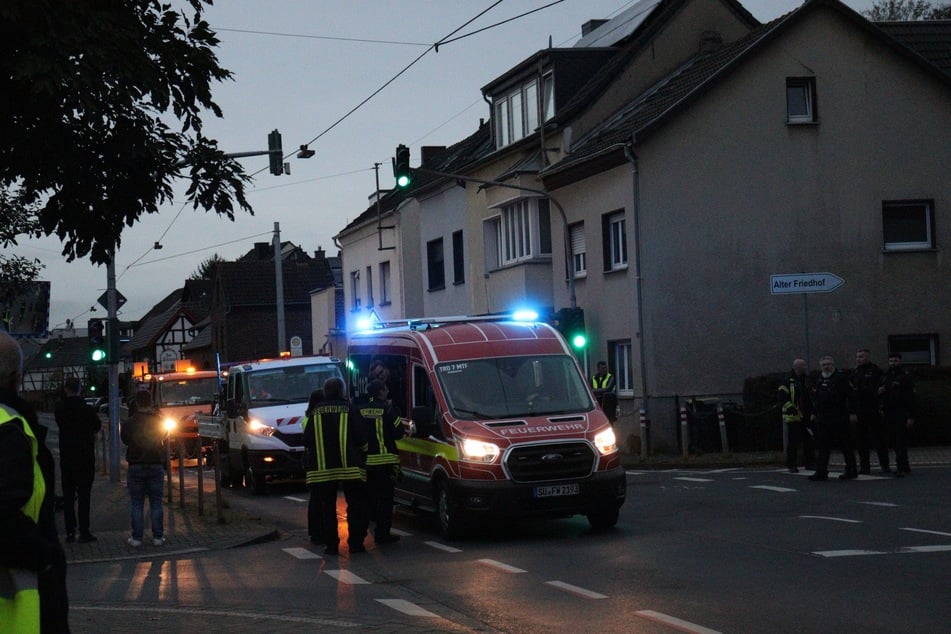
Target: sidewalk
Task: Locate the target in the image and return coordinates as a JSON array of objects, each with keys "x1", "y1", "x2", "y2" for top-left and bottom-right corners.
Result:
[{"x1": 62, "y1": 465, "x2": 280, "y2": 565}]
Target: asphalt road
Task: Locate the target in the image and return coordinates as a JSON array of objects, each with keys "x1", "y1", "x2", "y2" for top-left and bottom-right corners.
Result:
[{"x1": 64, "y1": 462, "x2": 951, "y2": 633}]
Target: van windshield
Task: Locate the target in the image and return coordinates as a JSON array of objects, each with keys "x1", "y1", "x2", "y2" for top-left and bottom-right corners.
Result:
[
  {"x1": 158, "y1": 377, "x2": 218, "y2": 407},
  {"x1": 248, "y1": 363, "x2": 345, "y2": 404},
  {"x1": 436, "y1": 355, "x2": 594, "y2": 419}
]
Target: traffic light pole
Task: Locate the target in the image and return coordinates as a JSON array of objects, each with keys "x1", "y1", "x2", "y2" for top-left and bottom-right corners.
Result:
[
  {"x1": 106, "y1": 254, "x2": 121, "y2": 482},
  {"x1": 411, "y1": 167, "x2": 575, "y2": 309}
]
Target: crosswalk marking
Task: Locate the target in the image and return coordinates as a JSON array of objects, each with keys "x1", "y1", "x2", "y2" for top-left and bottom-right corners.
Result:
[
  {"x1": 674, "y1": 477, "x2": 713, "y2": 482},
  {"x1": 282, "y1": 547, "x2": 321, "y2": 559},
  {"x1": 477, "y1": 559, "x2": 527, "y2": 573},
  {"x1": 899, "y1": 545, "x2": 951, "y2": 553},
  {"x1": 391, "y1": 528, "x2": 412, "y2": 537},
  {"x1": 283, "y1": 496, "x2": 307, "y2": 502},
  {"x1": 376, "y1": 599, "x2": 439, "y2": 617},
  {"x1": 901, "y1": 527, "x2": 951, "y2": 537},
  {"x1": 750, "y1": 485, "x2": 797, "y2": 493},
  {"x1": 813, "y1": 549, "x2": 886, "y2": 557},
  {"x1": 636, "y1": 610, "x2": 722, "y2": 634},
  {"x1": 425, "y1": 541, "x2": 462, "y2": 553},
  {"x1": 800, "y1": 515, "x2": 861, "y2": 523},
  {"x1": 856, "y1": 501, "x2": 898, "y2": 507},
  {"x1": 544, "y1": 580, "x2": 607, "y2": 599},
  {"x1": 325, "y1": 570, "x2": 371, "y2": 584}
]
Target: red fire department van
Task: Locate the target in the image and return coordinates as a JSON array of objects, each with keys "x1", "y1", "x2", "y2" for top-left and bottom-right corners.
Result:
[{"x1": 348, "y1": 313, "x2": 626, "y2": 537}]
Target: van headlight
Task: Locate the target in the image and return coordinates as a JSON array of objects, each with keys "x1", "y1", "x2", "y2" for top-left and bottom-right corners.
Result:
[
  {"x1": 162, "y1": 417, "x2": 178, "y2": 433},
  {"x1": 594, "y1": 427, "x2": 618, "y2": 455},
  {"x1": 247, "y1": 418, "x2": 274, "y2": 437},
  {"x1": 459, "y1": 438, "x2": 500, "y2": 463}
]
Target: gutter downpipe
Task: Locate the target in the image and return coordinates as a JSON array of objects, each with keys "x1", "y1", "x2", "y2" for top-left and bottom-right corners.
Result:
[{"x1": 623, "y1": 139, "x2": 650, "y2": 457}]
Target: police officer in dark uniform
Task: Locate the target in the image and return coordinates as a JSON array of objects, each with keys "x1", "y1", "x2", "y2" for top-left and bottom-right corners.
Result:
[
  {"x1": 358, "y1": 380, "x2": 404, "y2": 545},
  {"x1": 880, "y1": 353, "x2": 915, "y2": 477},
  {"x1": 850, "y1": 349, "x2": 888, "y2": 474},
  {"x1": 809, "y1": 355, "x2": 858, "y2": 481}
]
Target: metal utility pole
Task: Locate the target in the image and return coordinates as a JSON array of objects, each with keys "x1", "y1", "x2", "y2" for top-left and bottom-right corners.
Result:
[
  {"x1": 273, "y1": 222, "x2": 286, "y2": 354},
  {"x1": 106, "y1": 254, "x2": 120, "y2": 482}
]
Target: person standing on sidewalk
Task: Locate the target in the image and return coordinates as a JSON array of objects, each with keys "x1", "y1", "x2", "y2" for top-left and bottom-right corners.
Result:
[
  {"x1": 778, "y1": 358, "x2": 814, "y2": 473},
  {"x1": 303, "y1": 377, "x2": 368, "y2": 556},
  {"x1": 120, "y1": 390, "x2": 167, "y2": 547},
  {"x1": 302, "y1": 388, "x2": 324, "y2": 545},
  {"x1": 54, "y1": 377, "x2": 102, "y2": 543},
  {"x1": 809, "y1": 355, "x2": 858, "y2": 481},
  {"x1": 880, "y1": 353, "x2": 915, "y2": 477},
  {"x1": 358, "y1": 380, "x2": 404, "y2": 545},
  {"x1": 850, "y1": 349, "x2": 889, "y2": 474},
  {"x1": 0, "y1": 329, "x2": 70, "y2": 633}
]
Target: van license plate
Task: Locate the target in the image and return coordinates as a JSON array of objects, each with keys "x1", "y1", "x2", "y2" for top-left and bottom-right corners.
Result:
[{"x1": 534, "y1": 484, "x2": 580, "y2": 498}]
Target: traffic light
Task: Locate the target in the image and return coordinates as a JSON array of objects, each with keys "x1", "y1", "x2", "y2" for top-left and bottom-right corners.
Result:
[
  {"x1": 392, "y1": 144, "x2": 412, "y2": 188},
  {"x1": 268, "y1": 129, "x2": 284, "y2": 176},
  {"x1": 88, "y1": 318, "x2": 107, "y2": 363},
  {"x1": 554, "y1": 307, "x2": 587, "y2": 351}
]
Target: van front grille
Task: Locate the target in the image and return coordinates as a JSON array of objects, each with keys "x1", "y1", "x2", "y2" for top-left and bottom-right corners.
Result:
[{"x1": 504, "y1": 442, "x2": 595, "y2": 482}]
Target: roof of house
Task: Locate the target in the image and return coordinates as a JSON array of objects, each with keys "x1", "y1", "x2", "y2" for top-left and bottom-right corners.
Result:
[
  {"x1": 215, "y1": 258, "x2": 333, "y2": 307},
  {"x1": 542, "y1": 0, "x2": 951, "y2": 182},
  {"x1": 877, "y1": 19, "x2": 951, "y2": 77},
  {"x1": 24, "y1": 335, "x2": 89, "y2": 371}
]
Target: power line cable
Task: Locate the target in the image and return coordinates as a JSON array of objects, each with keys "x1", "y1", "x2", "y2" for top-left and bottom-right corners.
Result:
[
  {"x1": 216, "y1": 27, "x2": 430, "y2": 47},
  {"x1": 130, "y1": 232, "x2": 272, "y2": 267}
]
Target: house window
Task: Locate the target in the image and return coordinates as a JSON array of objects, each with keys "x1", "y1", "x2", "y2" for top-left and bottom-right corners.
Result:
[
  {"x1": 786, "y1": 77, "x2": 817, "y2": 124},
  {"x1": 452, "y1": 230, "x2": 465, "y2": 285},
  {"x1": 569, "y1": 222, "x2": 586, "y2": 277},
  {"x1": 542, "y1": 72, "x2": 555, "y2": 121},
  {"x1": 602, "y1": 210, "x2": 627, "y2": 271},
  {"x1": 608, "y1": 340, "x2": 634, "y2": 394},
  {"x1": 494, "y1": 77, "x2": 545, "y2": 148},
  {"x1": 888, "y1": 334, "x2": 939, "y2": 365},
  {"x1": 365, "y1": 266, "x2": 374, "y2": 308},
  {"x1": 493, "y1": 198, "x2": 552, "y2": 266},
  {"x1": 484, "y1": 217, "x2": 501, "y2": 271},
  {"x1": 350, "y1": 270, "x2": 361, "y2": 311},
  {"x1": 379, "y1": 261, "x2": 391, "y2": 304},
  {"x1": 883, "y1": 200, "x2": 935, "y2": 251},
  {"x1": 427, "y1": 238, "x2": 445, "y2": 291}
]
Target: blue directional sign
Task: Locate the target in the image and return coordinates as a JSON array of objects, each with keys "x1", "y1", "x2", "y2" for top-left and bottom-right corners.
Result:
[{"x1": 770, "y1": 272, "x2": 844, "y2": 295}]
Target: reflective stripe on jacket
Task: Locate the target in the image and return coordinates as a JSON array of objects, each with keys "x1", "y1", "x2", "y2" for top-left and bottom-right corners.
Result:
[
  {"x1": 778, "y1": 379, "x2": 802, "y2": 423},
  {"x1": 304, "y1": 405, "x2": 366, "y2": 485},
  {"x1": 359, "y1": 401, "x2": 401, "y2": 467},
  {"x1": 0, "y1": 404, "x2": 44, "y2": 634}
]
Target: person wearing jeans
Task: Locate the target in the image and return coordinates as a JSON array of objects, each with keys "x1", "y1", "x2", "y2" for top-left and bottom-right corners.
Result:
[{"x1": 121, "y1": 390, "x2": 167, "y2": 547}]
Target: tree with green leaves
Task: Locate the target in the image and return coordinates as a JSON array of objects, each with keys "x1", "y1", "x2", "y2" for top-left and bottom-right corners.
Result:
[
  {"x1": 189, "y1": 254, "x2": 226, "y2": 281},
  {"x1": 0, "y1": 0, "x2": 252, "y2": 278},
  {"x1": 865, "y1": 0, "x2": 951, "y2": 19}
]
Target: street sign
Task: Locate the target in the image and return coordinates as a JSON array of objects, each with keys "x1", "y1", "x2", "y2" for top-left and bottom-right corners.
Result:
[
  {"x1": 97, "y1": 290, "x2": 127, "y2": 310},
  {"x1": 290, "y1": 335, "x2": 303, "y2": 357},
  {"x1": 770, "y1": 272, "x2": 844, "y2": 295}
]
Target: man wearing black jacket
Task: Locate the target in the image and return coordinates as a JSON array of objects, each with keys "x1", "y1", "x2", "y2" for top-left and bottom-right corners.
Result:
[
  {"x1": 880, "y1": 353, "x2": 915, "y2": 477},
  {"x1": 54, "y1": 377, "x2": 101, "y2": 543},
  {"x1": 0, "y1": 329, "x2": 70, "y2": 632},
  {"x1": 809, "y1": 355, "x2": 858, "y2": 481}
]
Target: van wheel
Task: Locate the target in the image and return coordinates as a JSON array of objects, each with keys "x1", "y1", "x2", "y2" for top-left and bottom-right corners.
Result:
[
  {"x1": 244, "y1": 463, "x2": 266, "y2": 495},
  {"x1": 436, "y1": 481, "x2": 465, "y2": 539},
  {"x1": 586, "y1": 506, "x2": 619, "y2": 531}
]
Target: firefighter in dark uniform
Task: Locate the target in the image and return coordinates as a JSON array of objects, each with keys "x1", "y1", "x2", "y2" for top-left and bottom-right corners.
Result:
[
  {"x1": 302, "y1": 377, "x2": 368, "y2": 555},
  {"x1": 591, "y1": 361, "x2": 617, "y2": 423},
  {"x1": 358, "y1": 380, "x2": 404, "y2": 544},
  {"x1": 777, "y1": 358, "x2": 814, "y2": 472},
  {"x1": 850, "y1": 349, "x2": 888, "y2": 474},
  {"x1": 880, "y1": 353, "x2": 915, "y2": 477},
  {"x1": 809, "y1": 355, "x2": 858, "y2": 481}
]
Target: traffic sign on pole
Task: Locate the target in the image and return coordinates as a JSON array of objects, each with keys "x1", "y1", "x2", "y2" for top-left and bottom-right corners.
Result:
[{"x1": 769, "y1": 272, "x2": 844, "y2": 295}]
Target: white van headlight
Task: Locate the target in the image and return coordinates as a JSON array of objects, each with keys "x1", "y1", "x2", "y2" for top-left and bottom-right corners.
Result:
[
  {"x1": 248, "y1": 418, "x2": 274, "y2": 437},
  {"x1": 460, "y1": 438, "x2": 500, "y2": 463},
  {"x1": 594, "y1": 427, "x2": 617, "y2": 455}
]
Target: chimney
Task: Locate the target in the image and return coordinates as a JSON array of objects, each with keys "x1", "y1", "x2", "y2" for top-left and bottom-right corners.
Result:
[
  {"x1": 253, "y1": 242, "x2": 271, "y2": 259},
  {"x1": 581, "y1": 19, "x2": 608, "y2": 36}
]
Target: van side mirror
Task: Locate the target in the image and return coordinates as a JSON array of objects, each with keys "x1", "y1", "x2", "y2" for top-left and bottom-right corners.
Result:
[{"x1": 411, "y1": 406, "x2": 436, "y2": 437}]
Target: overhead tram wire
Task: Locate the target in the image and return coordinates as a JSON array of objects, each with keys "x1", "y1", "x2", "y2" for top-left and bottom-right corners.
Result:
[{"x1": 129, "y1": 232, "x2": 273, "y2": 268}]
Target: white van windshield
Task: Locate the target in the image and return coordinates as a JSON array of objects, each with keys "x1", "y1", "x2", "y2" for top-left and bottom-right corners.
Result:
[
  {"x1": 436, "y1": 355, "x2": 594, "y2": 419},
  {"x1": 247, "y1": 363, "x2": 344, "y2": 405}
]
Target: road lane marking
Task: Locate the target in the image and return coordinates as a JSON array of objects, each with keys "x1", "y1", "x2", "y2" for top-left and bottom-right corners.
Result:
[
  {"x1": 283, "y1": 547, "x2": 321, "y2": 560},
  {"x1": 477, "y1": 559, "x2": 527, "y2": 573},
  {"x1": 856, "y1": 501, "x2": 898, "y2": 507},
  {"x1": 376, "y1": 599, "x2": 439, "y2": 617},
  {"x1": 750, "y1": 485, "x2": 797, "y2": 493},
  {"x1": 813, "y1": 549, "x2": 887, "y2": 557},
  {"x1": 901, "y1": 528, "x2": 951, "y2": 537},
  {"x1": 325, "y1": 569, "x2": 371, "y2": 584},
  {"x1": 899, "y1": 545, "x2": 951, "y2": 553},
  {"x1": 391, "y1": 528, "x2": 412, "y2": 537},
  {"x1": 674, "y1": 477, "x2": 713, "y2": 482},
  {"x1": 707, "y1": 468, "x2": 740, "y2": 474},
  {"x1": 636, "y1": 610, "x2": 722, "y2": 634},
  {"x1": 544, "y1": 580, "x2": 607, "y2": 599},
  {"x1": 283, "y1": 496, "x2": 307, "y2": 502},
  {"x1": 800, "y1": 515, "x2": 861, "y2": 523},
  {"x1": 74, "y1": 605, "x2": 358, "y2": 626},
  {"x1": 425, "y1": 541, "x2": 462, "y2": 553}
]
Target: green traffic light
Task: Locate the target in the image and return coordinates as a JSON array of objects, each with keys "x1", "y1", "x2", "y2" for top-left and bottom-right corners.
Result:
[
  {"x1": 571, "y1": 334, "x2": 587, "y2": 349},
  {"x1": 396, "y1": 174, "x2": 411, "y2": 188},
  {"x1": 44, "y1": 351, "x2": 52, "y2": 359},
  {"x1": 91, "y1": 349, "x2": 107, "y2": 362}
]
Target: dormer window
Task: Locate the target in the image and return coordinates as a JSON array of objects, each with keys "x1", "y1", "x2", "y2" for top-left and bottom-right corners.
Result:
[{"x1": 493, "y1": 77, "x2": 542, "y2": 149}]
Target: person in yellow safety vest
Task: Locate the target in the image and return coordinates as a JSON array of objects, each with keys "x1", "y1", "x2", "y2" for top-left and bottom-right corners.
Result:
[
  {"x1": 591, "y1": 361, "x2": 617, "y2": 423},
  {"x1": 0, "y1": 330, "x2": 69, "y2": 633},
  {"x1": 358, "y1": 380, "x2": 405, "y2": 545},
  {"x1": 302, "y1": 377, "x2": 368, "y2": 556},
  {"x1": 777, "y1": 358, "x2": 815, "y2": 473}
]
